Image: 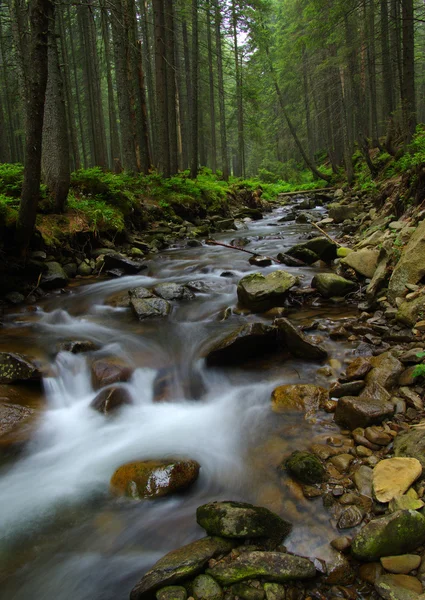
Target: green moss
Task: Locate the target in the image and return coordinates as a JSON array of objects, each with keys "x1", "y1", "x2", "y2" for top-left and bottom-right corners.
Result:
[{"x1": 285, "y1": 451, "x2": 325, "y2": 484}]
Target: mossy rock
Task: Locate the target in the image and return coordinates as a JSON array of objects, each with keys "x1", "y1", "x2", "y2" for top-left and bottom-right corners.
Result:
[
  {"x1": 156, "y1": 587, "x2": 187, "y2": 600},
  {"x1": 0, "y1": 352, "x2": 41, "y2": 384},
  {"x1": 237, "y1": 271, "x2": 298, "y2": 312},
  {"x1": 351, "y1": 510, "x2": 425, "y2": 561},
  {"x1": 192, "y1": 575, "x2": 223, "y2": 600},
  {"x1": 110, "y1": 458, "x2": 200, "y2": 500},
  {"x1": 196, "y1": 501, "x2": 292, "y2": 541},
  {"x1": 311, "y1": 273, "x2": 357, "y2": 298},
  {"x1": 337, "y1": 247, "x2": 353, "y2": 258},
  {"x1": 271, "y1": 384, "x2": 328, "y2": 417},
  {"x1": 284, "y1": 451, "x2": 325, "y2": 484},
  {"x1": 285, "y1": 246, "x2": 319, "y2": 265}
]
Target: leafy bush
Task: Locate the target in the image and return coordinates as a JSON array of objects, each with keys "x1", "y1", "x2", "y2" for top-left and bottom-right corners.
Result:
[
  {"x1": 0, "y1": 193, "x2": 19, "y2": 226},
  {"x1": 413, "y1": 351, "x2": 425, "y2": 379},
  {"x1": 0, "y1": 163, "x2": 24, "y2": 197},
  {"x1": 67, "y1": 192, "x2": 125, "y2": 232},
  {"x1": 70, "y1": 167, "x2": 136, "y2": 215}
]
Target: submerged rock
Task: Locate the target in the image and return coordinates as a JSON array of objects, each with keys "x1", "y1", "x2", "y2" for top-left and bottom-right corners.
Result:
[
  {"x1": 237, "y1": 271, "x2": 298, "y2": 312},
  {"x1": 275, "y1": 317, "x2": 328, "y2": 360},
  {"x1": 196, "y1": 501, "x2": 292, "y2": 541},
  {"x1": 311, "y1": 273, "x2": 357, "y2": 298},
  {"x1": 205, "y1": 323, "x2": 278, "y2": 366},
  {"x1": 0, "y1": 352, "x2": 41, "y2": 384},
  {"x1": 351, "y1": 510, "x2": 425, "y2": 561},
  {"x1": 110, "y1": 458, "x2": 200, "y2": 500},
  {"x1": 40, "y1": 261, "x2": 69, "y2": 289},
  {"x1": 271, "y1": 384, "x2": 328, "y2": 417},
  {"x1": 206, "y1": 551, "x2": 316, "y2": 585},
  {"x1": 90, "y1": 386, "x2": 133, "y2": 415},
  {"x1": 284, "y1": 450, "x2": 326, "y2": 484},
  {"x1": 130, "y1": 297, "x2": 171, "y2": 320},
  {"x1": 130, "y1": 537, "x2": 236, "y2": 600}
]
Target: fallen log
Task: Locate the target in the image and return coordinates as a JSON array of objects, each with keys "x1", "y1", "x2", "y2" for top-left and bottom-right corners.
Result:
[{"x1": 205, "y1": 240, "x2": 282, "y2": 265}]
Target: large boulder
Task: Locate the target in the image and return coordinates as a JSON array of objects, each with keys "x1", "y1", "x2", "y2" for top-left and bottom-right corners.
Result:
[
  {"x1": 394, "y1": 429, "x2": 425, "y2": 469},
  {"x1": 284, "y1": 450, "x2": 326, "y2": 484},
  {"x1": 196, "y1": 501, "x2": 292, "y2": 541},
  {"x1": 275, "y1": 318, "x2": 328, "y2": 360},
  {"x1": 351, "y1": 510, "x2": 425, "y2": 561},
  {"x1": 153, "y1": 283, "x2": 195, "y2": 301},
  {"x1": 130, "y1": 537, "x2": 236, "y2": 600},
  {"x1": 311, "y1": 273, "x2": 357, "y2": 298},
  {"x1": 110, "y1": 458, "x2": 200, "y2": 500},
  {"x1": 103, "y1": 253, "x2": 147, "y2": 274},
  {"x1": 396, "y1": 295, "x2": 425, "y2": 327},
  {"x1": 91, "y1": 359, "x2": 132, "y2": 389},
  {"x1": 0, "y1": 401, "x2": 37, "y2": 454},
  {"x1": 341, "y1": 248, "x2": 379, "y2": 278},
  {"x1": 206, "y1": 551, "x2": 316, "y2": 585},
  {"x1": 130, "y1": 297, "x2": 171, "y2": 320},
  {"x1": 0, "y1": 352, "x2": 41, "y2": 384},
  {"x1": 328, "y1": 202, "x2": 361, "y2": 223},
  {"x1": 205, "y1": 323, "x2": 278, "y2": 367},
  {"x1": 237, "y1": 271, "x2": 298, "y2": 312},
  {"x1": 388, "y1": 219, "x2": 425, "y2": 301},
  {"x1": 366, "y1": 352, "x2": 404, "y2": 390},
  {"x1": 334, "y1": 383, "x2": 394, "y2": 429},
  {"x1": 271, "y1": 384, "x2": 328, "y2": 417},
  {"x1": 90, "y1": 386, "x2": 133, "y2": 415},
  {"x1": 286, "y1": 237, "x2": 337, "y2": 264},
  {"x1": 192, "y1": 575, "x2": 223, "y2": 600},
  {"x1": 40, "y1": 261, "x2": 69, "y2": 289},
  {"x1": 372, "y1": 458, "x2": 422, "y2": 503}
]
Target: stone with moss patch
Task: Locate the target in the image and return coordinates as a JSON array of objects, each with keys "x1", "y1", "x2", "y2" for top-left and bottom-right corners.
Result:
[
  {"x1": 192, "y1": 575, "x2": 223, "y2": 600},
  {"x1": 130, "y1": 537, "x2": 236, "y2": 600},
  {"x1": 196, "y1": 501, "x2": 292, "y2": 541},
  {"x1": 311, "y1": 273, "x2": 357, "y2": 298},
  {"x1": 237, "y1": 271, "x2": 298, "y2": 312},
  {"x1": 156, "y1": 587, "x2": 187, "y2": 600},
  {"x1": 351, "y1": 510, "x2": 425, "y2": 561},
  {"x1": 284, "y1": 451, "x2": 325, "y2": 484},
  {"x1": 0, "y1": 352, "x2": 41, "y2": 384}
]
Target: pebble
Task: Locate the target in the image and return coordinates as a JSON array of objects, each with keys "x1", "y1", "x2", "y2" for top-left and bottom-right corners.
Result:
[
  {"x1": 329, "y1": 454, "x2": 354, "y2": 472},
  {"x1": 364, "y1": 426, "x2": 392, "y2": 446},
  {"x1": 330, "y1": 536, "x2": 352, "y2": 553},
  {"x1": 359, "y1": 562, "x2": 384, "y2": 584},
  {"x1": 380, "y1": 554, "x2": 421, "y2": 574},
  {"x1": 356, "y1": 445, "x2": 373, "y2": 457},
  {"x1": 337, "y1": 505, "x2": 364, "y2": 529}
]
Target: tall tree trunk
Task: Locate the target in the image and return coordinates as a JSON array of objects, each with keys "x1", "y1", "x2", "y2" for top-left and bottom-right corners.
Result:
[
  {"x1": 215, "y1": 0, "x2": 229, "y2": 180},
  {"x1": 190, "y1": 0, "x2": 198, "y2": 178},
  {"x1": 206, "y1": 0, "x2": 217, "y2": 172},
  {"x1": 42, "y1": 2, "x2": 70, "y2": 213},
  {"x1": 67, "y1": 5, "x2": 87, "y2": 168},
  {"x1": 139, "y1": 0, "x2": 156, "y2": 164},
  {"x1": 0, "y1": 16, "x2": 18, "y2": 162},
  {"x1": 365, "y1": 0, "x2": 379, "y2": 146},
  {"x1": 16, "y1": 0, "x2": 51, "y2": 251},
  {"x1": 302, "y1": 45, "x2": 314, "y2": 160},
  {"x1": 381, "y1": 0, "x2": 394, "y2": 119},
  {"x1": 401, "y1": 0, "x2": 416, "y2": 141},
  {"x1": 100, "y1": 3, "x2": 121, "y2": 169},
  {"x1": 231, "y1": 0, "x2": 244, "y2": 177},
  {"x1": 153, "y1": 0, "x2": 170, "y2": 176},
  {"x1": 174, "y1": 5, "x2": 187, "y2": 169},
  {"x1": 165, "y1": 0, "x2": 178, "y2": 174}
]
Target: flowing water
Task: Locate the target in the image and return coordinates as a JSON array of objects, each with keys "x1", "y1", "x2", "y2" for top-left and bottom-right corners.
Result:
[{"x1": 0, "y1": 202, "x2": 359, "y2": 600}]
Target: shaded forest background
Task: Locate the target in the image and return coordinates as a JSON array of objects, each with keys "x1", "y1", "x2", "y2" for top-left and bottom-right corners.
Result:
[{"x1": 0, "y1": 0, "x2": 424, "y2": 248}]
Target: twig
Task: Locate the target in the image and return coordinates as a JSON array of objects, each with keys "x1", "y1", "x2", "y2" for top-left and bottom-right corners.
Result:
[
  {"x1": 206, "y1": 239, "x2": 282, "y2": 265},
  {"x1": 26, "y1": 272, "x2": 42, "y2": 299},
  {"x1": 312, "y1": 222, "x2": 341, "y2": 247}
]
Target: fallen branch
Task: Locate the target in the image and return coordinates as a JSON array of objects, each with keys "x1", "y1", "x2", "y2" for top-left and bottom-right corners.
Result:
[
  {"x1": 277, "y1": 187, "x2": 334, "y2": 198},
  {"x1": 205, "y1": 239, "x2": 282, "y2": 264},
  {"x1": 25, "y1": 272, "x2": 42, "y2": 299},
  {"x1": 312, "y1": 222, "x2": 341, "y2": 247}
]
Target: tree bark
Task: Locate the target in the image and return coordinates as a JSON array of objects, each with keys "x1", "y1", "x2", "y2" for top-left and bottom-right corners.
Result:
[
  {"x1": 401, "y1": 0, "x2": 416, "y2": 141},
  {"x1": 206, "y1": 0, "x2": 217, "y2": 172},
  {"x1": 153, "y1": 0, "x2": 170, "y2": 176},
  {"x1": 190, "y1": 0, "x2": 198, "y2": 178},
  {"x1": 165, "y1": 0, "x2": 178, "y2": 174},
  {"x1": 16, "y1": 0, "x2": 51, "y2": 251},
  {"x1": 231, "y1": 0, "x2": 244, "y2": 177},
  {"x1": 215, "y1": 0, "x2": 229, "y2": 180}
]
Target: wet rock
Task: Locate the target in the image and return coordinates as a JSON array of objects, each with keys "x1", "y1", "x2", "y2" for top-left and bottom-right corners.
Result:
[
  {"x1": 91, "y1": 359, "x2": 132, "y2": 389},
  {"x1": 330, "y1": 453, "x2": 354, "y2": 472},
  {"x1": 351, "y1": 510, "x2": 425, "y2": 561},
  {"x1": 271, "y1": 384, "x2": 328, "y2": 417},
  {"x1": 249, "y1": 256, "x2": 273, "y2": 267},
  {"x1": 58, "y1": 340, "x2": 97, "y2": 354},
  {"x1": 381, "y1": 555, "x2": 421, "y2": 574},
  {"x1": 311, "y1": 273, "x2": 357, "y2": 298},
  {"x1": 192, "y1": 575, "x2": 222, "y2": 600},
  {"x1": 343, "y1": 357, "x2": 372, "y2": 382},
  {"x1": 341, "y1": 249, "x2": 379, "y2": 279},
  {"x1": 90, "y1": 386, "x2": 133, "y2": 415},
  {"x1": 63, "y1": 262, "x2": 78, "y2": 278},
  {"x1": 77, "y1": 261, "x2": 92, "y2": 276},
  {"x1": 196, "y1": 501, "x2": 292, "y2": 541},
  {"x1": 334, "y1": 382, "x2": 394, "y2": 430},
  {"x1": 0, "y1": 401, "x2": 36, "y2": 438},
  {"x1": 331, "y1": 536, "x2": 352, "y2": 553},
  {"x1": 153, "y1": 365, "x2": 205, "y2": 401},
  {"x1": 263, "y1": 583, "x2": 286, "y2": 600},
  {"x1": 366, "y1": 352, "x2": 404, "y2": 390},
  {"x1": 388, "y1": 219, "x2": 425, "y2": 301},
  {"x1": 205, "y1": 551, "x2": 316, "y2": 585},
  {"x1": 231, "y1": 582, "x2": 264, "y2": 600},
  {"x1": 0, "y1": 352, "x2": 41, "y2": 384},
  {"x1": 130, "y1": 537, "x2": 236, "y2": 600},
  {"x1": 400, "y1": 349, "x2": 425, "y2": 365},
  {"x1": 156, "y1": 587, "x2": 187, "y2": 600},
  {"x1": 353, "y1": 465, "x2": 373, "y2": 497},
  {"x1": 394, "y1": 430, "x2": 425, "y2": 469},
  {"x1": 129, "y1": 287, "x2": 155, "y2": 299},
  {"x1": 290, "y1": 237, "x2": 337, "y2": 262},
  {"x1": 186, "y1": 280, "x2": 228, "y2": 294},
  {"x1": 372, "y1": 458, "x2": 422, "y2": 503},
  {"x1": 274, "y1": 318, "x2": 328, "y2": 360},
  {"x1": 322, "y1": 550, "x2": 355, "y2": 585},
  {"x1": 276, "y1": 253, "x2": 306, "y2": 267},
  {"x1": 111, "y1": 458, "x2": 200, "y2": 500},
  {"x1": 130, "y1": 297, "x2": 171, "y2": 320},
  {"x1": 285, "y1": 246, "x2": 319, "y2": 265},
  {"x1": 330, "y1": 380, "x2": 365, "y2": 398},
  {"x1": 359, "y1": 562, "x2": 384, "y2": 584},
  {"x1": 5, "y1": 291, "x2": 25, "y2": 305},
  {"x1": 285, "y1": 450, "x2": 326, "y2": 484},
  {"x1": 40, "y1": 261, "x2": 69, "y2": 289},
  {"x1": 375, "y1": 574, "x2": 423, "y2": 599},
  {"x1": 364, "y1": 426, "x2": 392, "y2": 446},
  {"x1": 398, "y1": 368, "x2": 418, "y2": 387},
  {"x1": 237, "y1": 271, "x2": 298, "y2": 312},
  {"x1": 103, "y1": 253, "x2": 147, "y2": 274},
  {"x1": 205, "y1": 323, "x2": 278, "y2": 367},
  {"x1": 153, "y1": 283, "x2": 195, "y2": 301},
  {"x1": 400, "y1": 387, "x2": 423, "y2": 410}
]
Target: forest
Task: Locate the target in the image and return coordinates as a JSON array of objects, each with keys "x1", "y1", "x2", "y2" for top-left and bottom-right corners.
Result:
[{"x1": 0, "y1": 0, "x2": 423, "y2": 251}]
